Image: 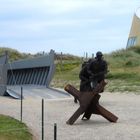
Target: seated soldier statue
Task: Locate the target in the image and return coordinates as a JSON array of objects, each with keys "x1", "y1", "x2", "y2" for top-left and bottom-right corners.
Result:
[
  {"x1": 79, "y1": 59, "x2": 93, "y2": 92},
  {"x1": 74, "y1": 59, "x2": 92, "y2": 103}
]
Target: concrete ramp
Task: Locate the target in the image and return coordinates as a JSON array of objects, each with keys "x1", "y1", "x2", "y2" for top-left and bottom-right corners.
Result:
[
  {"x1": 7, "y1": 86, "x2": 71, "y2": 99},
  {"x1": 5, "y1": 89, "x2": 21, "y2": 99}
]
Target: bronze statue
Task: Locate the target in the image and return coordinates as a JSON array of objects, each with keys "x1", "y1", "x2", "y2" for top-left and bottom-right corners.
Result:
[{"x1": 65, "y1": 51, "x2": 118, "y2": 125}]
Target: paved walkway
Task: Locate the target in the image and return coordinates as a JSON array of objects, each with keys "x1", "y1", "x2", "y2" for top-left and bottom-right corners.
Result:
[{"x1": 0, "y1": 92, "x2": 140, "y2": 140}]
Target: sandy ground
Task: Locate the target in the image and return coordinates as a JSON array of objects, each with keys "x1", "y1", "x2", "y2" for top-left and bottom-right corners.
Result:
[{"x1": 0, "y1": 92, "x2": 140, "y2": 140}]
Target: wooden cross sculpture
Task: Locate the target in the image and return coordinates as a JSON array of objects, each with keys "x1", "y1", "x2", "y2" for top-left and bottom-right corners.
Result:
[{"x1": 64, "y1": 80, "x2": 118, "y2": 125}]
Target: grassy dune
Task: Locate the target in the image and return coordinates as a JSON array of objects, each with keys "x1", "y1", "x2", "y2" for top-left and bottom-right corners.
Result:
[{"x1": 51, "y1": 46, "x2": 140, "y2": 93}]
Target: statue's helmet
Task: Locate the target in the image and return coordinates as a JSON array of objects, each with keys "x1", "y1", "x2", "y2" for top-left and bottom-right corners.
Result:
[{"x1": 96, "y1": 51, "x2": 103, "y2": 57}]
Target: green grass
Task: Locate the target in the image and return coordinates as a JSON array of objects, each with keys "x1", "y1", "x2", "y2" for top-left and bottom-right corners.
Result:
[
  {"x1": 51, "y1": 60, "x2": 81, "y2": 89},
  {"x1": 0, "y1": 115, "x2": 33, "y2": 140}
]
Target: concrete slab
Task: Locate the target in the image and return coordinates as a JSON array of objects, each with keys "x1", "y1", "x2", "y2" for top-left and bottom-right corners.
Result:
[{"x1": 7, "y1": 85, "x2": 71, "y2": 99}]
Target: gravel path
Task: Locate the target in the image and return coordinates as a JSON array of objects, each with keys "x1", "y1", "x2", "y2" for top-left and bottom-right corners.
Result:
[{"x1": 0, "y1": 92, "x2": 140, "y2": 140}]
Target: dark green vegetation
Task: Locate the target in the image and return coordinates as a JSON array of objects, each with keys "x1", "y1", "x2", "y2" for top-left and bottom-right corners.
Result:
[
  {"x1": 1, "y1": 46, "x2": 140, "y2": 93},
  {"x1": 0, "y1": 115, "x2": 33, "y2": 140},
  {"x1": 105, "y1": 46, "x2": 140, "y2": 93}
]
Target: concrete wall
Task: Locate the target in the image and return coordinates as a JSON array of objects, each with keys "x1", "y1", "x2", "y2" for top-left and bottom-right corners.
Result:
[
  {"x1": 7, "y1": 50, "x2": 55, "y2": 87},
  {"x1": 0, "y1": 54, "x2": 8, "y2": 95}
]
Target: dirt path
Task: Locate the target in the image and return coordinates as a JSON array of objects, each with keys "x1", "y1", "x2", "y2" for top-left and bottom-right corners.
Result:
[{"x1": 0, "y1": 92, "x2": 140, "y2": 140}]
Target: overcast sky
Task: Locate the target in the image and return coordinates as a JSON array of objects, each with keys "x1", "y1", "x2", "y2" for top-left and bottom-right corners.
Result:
[{"x1": 0, "y1": 0, "x2": 140, "y2": 56}]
